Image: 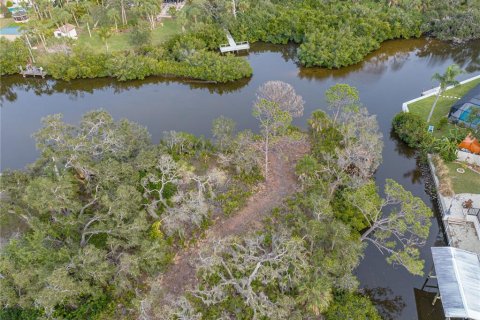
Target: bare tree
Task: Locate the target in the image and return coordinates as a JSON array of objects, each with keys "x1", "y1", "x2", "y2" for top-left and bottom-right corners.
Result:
[
  {"x1": 256, "y1": 81, "x2": 305, "y2": 118},
  {"x1": 211, "y1": 116, "x2": 236, "y2": 151},
  {"x1": 162, "y1": 191, "x2": 209, "y2": 237},
  {"x1": 336, "y1": 107, "x2": 383, "y2": 187},
  {"x1": 346, "y1": 179, "x2": 432, "y2": 276},
  {"x1": 191, "y1": 233, "x2": 308, "y2": 319},
  {"x1": 141, "y1": 155, "x2": 182, "y2": 219},
  {"x1": 253, "y1": 81, "x2": 304, "y2": 179}
]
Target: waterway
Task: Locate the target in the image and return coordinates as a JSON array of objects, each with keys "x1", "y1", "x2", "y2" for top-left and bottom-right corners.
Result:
[{"x1": 1, "y1": 38, "x2": 479, "y2": 319}]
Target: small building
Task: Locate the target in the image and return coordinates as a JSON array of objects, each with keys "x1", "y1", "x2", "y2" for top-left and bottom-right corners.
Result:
[
  {"x1": 12, "y1": 9, "x2": 29, "y2": 23},
  {"x1": 448, "y1": 84, "x2": 480, "y2": 129},
  {"x1": 431, "y1": 247, "x2": 480, "y2": 320},
  {"x1": 54, "y1": 24, "x2": 78, "y2": 39}
]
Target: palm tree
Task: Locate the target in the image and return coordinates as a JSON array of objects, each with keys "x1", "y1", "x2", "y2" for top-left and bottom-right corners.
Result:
[
  {"x1": 427, "y1": 64, "x2": 464, "y2": 123},
  {"x1": 98, "y1": 27, "x2": 112, "y2": 52},
  {"x1": 107, "y1": 8, "x2": 120, "y2": 32}
]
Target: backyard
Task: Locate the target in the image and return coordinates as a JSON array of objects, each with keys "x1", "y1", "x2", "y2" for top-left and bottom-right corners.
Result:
[
  {"x1": 445, "y1": 161, "x2": 480, "y2": 194},
  {"x1": 76, "y1": 19, "x2": 181, "y2": 53},
  {"x1": 408, "y1": 78, "x2": 480, "y2": 137}
]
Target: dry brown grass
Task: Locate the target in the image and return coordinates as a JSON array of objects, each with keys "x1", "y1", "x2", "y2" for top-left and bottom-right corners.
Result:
[{"x1": 432, "y1": 155, "x2": 454, "y2": 197}]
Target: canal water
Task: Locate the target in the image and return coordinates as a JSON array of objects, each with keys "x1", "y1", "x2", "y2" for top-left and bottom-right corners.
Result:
[{"x1": 1, "y1": 38, "x2": 479, "y2": 319}]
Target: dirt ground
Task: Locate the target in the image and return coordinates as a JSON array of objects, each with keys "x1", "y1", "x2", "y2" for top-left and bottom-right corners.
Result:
[{"x1": 156, "y1": 137, "x2": 309, "y2": 303}]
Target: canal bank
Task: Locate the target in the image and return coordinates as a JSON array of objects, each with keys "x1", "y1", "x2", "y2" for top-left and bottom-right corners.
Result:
[
  {"x1": 2, "y1": 38, "x2": 480, "y2": 319},
  {"x1": 401, "y1": 76, "x2": 480, "y2": 319}
]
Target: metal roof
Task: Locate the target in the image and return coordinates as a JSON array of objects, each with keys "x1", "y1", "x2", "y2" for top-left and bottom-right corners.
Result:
[{"x1": 431, "y1": 246, "x2": 480, "y2": 319}]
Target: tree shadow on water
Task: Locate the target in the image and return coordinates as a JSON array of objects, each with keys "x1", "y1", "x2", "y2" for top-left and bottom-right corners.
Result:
[{"x1": 361, "y1": 287, "x2": 406, "y2": 320}]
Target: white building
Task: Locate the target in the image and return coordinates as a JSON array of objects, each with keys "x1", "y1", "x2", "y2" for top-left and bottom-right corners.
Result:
[{"x1": 54, "y1": 24, "x2": 78, "y2": 39}]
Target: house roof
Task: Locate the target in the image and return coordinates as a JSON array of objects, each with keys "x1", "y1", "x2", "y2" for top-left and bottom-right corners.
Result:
[
  {"x1": 431, "y1": 247, "x2": 480, "y2": 320},
  {"x1": 12, "y1": 9, "x2": 27, "y2": 17},
  {"x1": 56, "y1": 24, "x2": 76, "y2": 33},
  {"x1": 452, "y1": 84, "x2": 480, "y2": 109}
]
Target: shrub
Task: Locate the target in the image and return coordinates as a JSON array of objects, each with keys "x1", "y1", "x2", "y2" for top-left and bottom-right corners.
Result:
[
  {"x1": 108, "y1": 52, "x2": 157, "y2": 81},
  {"x1": 0, "y1": 38, "x2": 30, "y2": 75},
  {"x1": 437, "y1": 117, "x2": 448, "y2": 130},
  {"x1": 392, "y1": 112, "x2": 427, "y2": 148},
  {"x1": 433, "y1": 138, "x2": 458, "y2": 162},
  {"x1": 325, "y1": 291, "x2": 381, "y2": 320}
]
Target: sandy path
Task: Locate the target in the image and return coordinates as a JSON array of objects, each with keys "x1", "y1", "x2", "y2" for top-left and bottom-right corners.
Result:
[{"x1": 158, "y1": 138, "x2": 309, "y2": 300}]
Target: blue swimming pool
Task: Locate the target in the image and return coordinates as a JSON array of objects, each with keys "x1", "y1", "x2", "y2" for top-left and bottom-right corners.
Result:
[
  {"x1": 0, "y1": 26, "x2": 20, "y2": 35},
  {"x1": 459, "y1": 107, "x2": 480, "y2": 126}
]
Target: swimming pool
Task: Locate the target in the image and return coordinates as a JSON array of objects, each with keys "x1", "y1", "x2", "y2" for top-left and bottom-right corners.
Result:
[{"x1": 0, "y1": 26, "x2": 20, "y2": 35}]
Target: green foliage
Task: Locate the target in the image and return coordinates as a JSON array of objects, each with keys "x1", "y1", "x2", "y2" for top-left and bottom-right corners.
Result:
[
  {"x1": 425, "y1": 2, "x2": 480, "y2": 42},
  {"x1": 325, "y1": 291, "x2": 381, "y2": 320},
  {"x1": 392, "y1": 112, "x2": 427, "y2": 148},
  {"x1": 431, "y1": 137, "x2": 459, "y2": 161},
  {"x1": 128, "y1": 22, "x2": 152, "y2": 47},
  {"x1": 0, "y1": 38, "x2": 30, "y2": 75},
  {"x1": 332, "y1": 188, "x2": 369, "y2": 232},
  {"x1": 41, "y1": 46, "x2": 110, "y2": 80},
  {"x1": 40, "y1": 45, "x2": 251, "y2": 82},
  {"x1": 298, "y1": 29, "x2": 379, "y2": 68},
  {"x1": 108, "y1": 52, "x2": 157, "y2": 81},
  {"x1": 307, "y1": 110, "x2": 342, "y2": 158}
]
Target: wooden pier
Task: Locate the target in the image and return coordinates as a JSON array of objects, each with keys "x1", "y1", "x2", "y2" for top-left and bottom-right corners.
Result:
[
  {"x1": 19, "y1": 65, "x2": 47, "y2": 78},
  {"x1": 219, "y1": 31, "x2": 250, "y2": 53}
]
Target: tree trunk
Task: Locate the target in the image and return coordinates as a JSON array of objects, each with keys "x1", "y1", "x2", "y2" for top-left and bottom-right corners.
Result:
[
  {"x1": 232, "y1": 0, "x2": 236, "y2": 19},
  {"x1": 264, "y1": 129, "x2": 269, "y2": 181},
  {"x1": 72, "y1": 11, "x2": 79, "y2": 27},
  {"x1": 114, "y1": 19, "x2": 118, "y2": 32},
  {"x1": 427, "y1": 90, "x2": 441, "y2": 123},
  {"x1": 24, "y1": 35, "x2": 36, "y2": 63},
  {"x1": 121, "y1": 0, "x2": 127, "y2": 25},
  {"x1": 87, "y1": 22, "x2": 92, "y2": 37}
]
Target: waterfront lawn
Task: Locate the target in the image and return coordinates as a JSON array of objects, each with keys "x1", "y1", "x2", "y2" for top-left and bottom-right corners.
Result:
[
  {"x1": 0, "y1": 18, "x2": 15, "y2": 28},
  {"x1": 76, "y1": 19, "x2": 181, "y2": 53},
  {"x1": 408, "y1": 78, "x2": 480, "y2": 137},
  {"x1": 445, "y1": 162, "x2": 480, "y2": 194}
]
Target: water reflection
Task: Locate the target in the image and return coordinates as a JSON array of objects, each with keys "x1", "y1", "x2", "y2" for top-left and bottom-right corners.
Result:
[
  {"x1": 363, "y1": 287, "x2": 407, "y2": 320},
  {"x1": 417, "y1": 39, "x2": 480, "y2": 73},
  {"x1": 1, "y1": 73, "x2": 252, "y2": 104},
  {"x1": 390, "y1": 129, "x2": 417, "y2": 159}
]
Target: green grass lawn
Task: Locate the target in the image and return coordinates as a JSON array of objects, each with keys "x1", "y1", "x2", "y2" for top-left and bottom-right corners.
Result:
[
  {"x1": 0, "y1": 18, "x2": 19, "y2": 28},
  {"x1": 76, "y1": 19, "x2": 181, "y2": 53},
  {"x1": 408, "y1": 78, "x2": 480, "y2": 137},
  {"x1": 445, "y1": 162, "x2": 480, "y2": 194}
]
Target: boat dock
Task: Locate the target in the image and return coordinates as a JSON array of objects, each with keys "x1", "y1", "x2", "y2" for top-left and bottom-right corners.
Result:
[
  {"x1": 19, "y1": 65, "x2": 47, "y2": 78},
  {"x1": 219, "y1": 31, "x2": 249, "y2": 53}
]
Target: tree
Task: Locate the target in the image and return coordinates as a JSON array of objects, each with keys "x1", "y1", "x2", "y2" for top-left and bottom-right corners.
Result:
[
  {"x1": 346, "y1": 179, "x2": 432, "y2": 275},
  {"x1": 253, "y1": 99, "x2": 291, "y2": 179},
  {"x1": 427, "y1": 64, "x2": 463, "y2": 123},
  {"x1": 128, "y1": 21, "x2": 152, "y2": 47},
  {"x1": 191, "y1": 233, "x2": 309, "y2": 319},
  {"x1": 80, "y1": 13, "x2": 93, "y2": 38},
  {"x1": 107, "y1": 7, "x2": 120, "y2": 32},
  {"x1": 336, "y1": 106, "x2": 383, "y2": 188},
  {"x1": 211, "y1": 116, "x2": 236, "y2": 151},
  {"x1": 325, "y1": 83, "x2": 360, "y2": 124},
  {"x1": 253, "y1": 81, "x2": 303, "y2": 179},
  {"x1": 325, "y1": 291, "x2": 381, "y2": 320},
  {"x1": 256, "y1": 80, "x2": 305, "y2": 118},
  {"x1": 98, "y1": 27, "x2": 112, "y2": 52}
]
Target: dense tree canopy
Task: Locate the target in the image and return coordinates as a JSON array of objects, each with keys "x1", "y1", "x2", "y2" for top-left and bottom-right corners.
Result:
[{"x1": 0, "y1": 110, "x2": 262, "y2": 318}]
